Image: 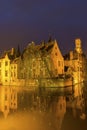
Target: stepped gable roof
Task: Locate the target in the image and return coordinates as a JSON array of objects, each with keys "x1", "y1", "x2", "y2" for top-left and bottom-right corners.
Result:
[{"x1": 21, "y1": 40, "x2": 56, "y2": 58}]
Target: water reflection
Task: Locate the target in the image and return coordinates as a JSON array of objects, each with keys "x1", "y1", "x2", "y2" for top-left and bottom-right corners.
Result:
[
  {"x1": 0, "y1": 86, "x2": 17, "y2": 118},
  {"x1": 0, "y1": 83, "x2": 87, "y2": 130}
]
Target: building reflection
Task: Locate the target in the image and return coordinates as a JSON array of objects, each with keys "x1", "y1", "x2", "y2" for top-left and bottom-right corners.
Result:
[
  {"x1": 0, "y1": 82, "x2": 86, "y2": 130},
  {"x1": 49, "y1": 95, "x2": 66, "y2": 130},
  {"x1": 16, "y1": 88, "x2": 67, "y2": 129},
  {"x1": 0, "y1": 86, "x2": 17, "y2": 118},
  {"x1": 66, "y1": 83, "x2": 86, "y2": 120}
]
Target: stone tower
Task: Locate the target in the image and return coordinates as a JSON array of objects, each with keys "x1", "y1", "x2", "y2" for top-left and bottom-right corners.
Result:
[{"x1": 75, "y1": 38, "x2": 82, "y2": 53}]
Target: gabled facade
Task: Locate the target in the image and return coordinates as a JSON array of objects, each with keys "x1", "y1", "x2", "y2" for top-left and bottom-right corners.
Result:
[
  {"x1": 0, "y1": 48, "x2": 20, "y2": 85},
  {"x1": 0, "y1": 54, "x2": 11, "y2": 85},
  {"x1": 10, "y1": 58, "x2": 19, "y2": 84},
  {"x1": 49, "y1": 40, "x2": 64, "y2": 76}
]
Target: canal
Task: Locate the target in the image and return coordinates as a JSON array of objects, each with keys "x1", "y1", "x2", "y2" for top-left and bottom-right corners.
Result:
[{"x1": 0, "y1": 82, "x2": 87, "y2": 130}]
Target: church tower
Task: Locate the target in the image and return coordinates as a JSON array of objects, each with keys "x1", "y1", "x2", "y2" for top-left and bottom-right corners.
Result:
[{"x1": 75, "y1": 38, "x2": 82, "y2": 53}]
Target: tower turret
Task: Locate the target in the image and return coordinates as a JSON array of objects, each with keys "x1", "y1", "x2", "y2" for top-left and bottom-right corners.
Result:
[{"x1": 75, "y1": 38, "x2": 82, "y2": 53}]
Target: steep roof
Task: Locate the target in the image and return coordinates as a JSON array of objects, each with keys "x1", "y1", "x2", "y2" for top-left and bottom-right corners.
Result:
[
  {"x1": 21, "y1": 40, "x2": 63, "y2": 59},
  {"x1": 39, "y1": 40, "x2": 55, "y2": 55}
]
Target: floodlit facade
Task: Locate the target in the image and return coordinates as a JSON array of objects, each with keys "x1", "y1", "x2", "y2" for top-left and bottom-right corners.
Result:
[
  {"x1": 0, "y1": 48, "x2": 20, "y2": 85},
  {"x1": 16, "y1": 40, "x2": 64, "y2": 87},
  {"x1": 0, "y1": 38, "x2": 86, "y2": 86},
  {"x1": 0, "y1": 54, "x2": 11, "y2": 85},
  {"x1": 64, "y1": 38, "x2": 86, "y2": 84}
]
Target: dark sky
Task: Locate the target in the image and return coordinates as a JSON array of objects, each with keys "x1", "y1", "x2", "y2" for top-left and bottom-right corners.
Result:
[{"x1": 0, "y1": 0, "x2": 87, "y2": 55}]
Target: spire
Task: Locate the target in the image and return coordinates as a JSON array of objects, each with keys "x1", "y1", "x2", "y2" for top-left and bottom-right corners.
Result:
[
  {"x1": 16, "y1": 45, "x2": 21, "y2": 57},
  {"x1": 48, "y1": 34, "x2": 52, "y2": 43}
]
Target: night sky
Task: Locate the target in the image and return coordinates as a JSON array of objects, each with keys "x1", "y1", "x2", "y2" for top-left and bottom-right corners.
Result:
[{"x1": 0, "y1": 0, "x2": 87, "y2": 55}]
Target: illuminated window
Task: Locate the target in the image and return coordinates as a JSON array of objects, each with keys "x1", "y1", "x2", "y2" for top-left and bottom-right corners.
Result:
[{"x1": 5, "y1": 61, "x2": 8, "y2": 66}]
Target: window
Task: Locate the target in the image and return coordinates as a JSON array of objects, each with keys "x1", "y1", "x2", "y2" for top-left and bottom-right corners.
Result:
[
  {"x1": 4, "y1": 105, "x2": 7, "y2": 110},
  {"x1": 14, "y1": 66, "x2": 16, "y2": 69},
  {"x1": 0, "y1": 70, "x2": 1, "y2": 75},
  {"x1": 58, "y1": 61, "x2": 60, "y2": 66},
  {"x1": 55, "y1": 52, "x2": 58, "y2": 56},
  {"x1": 5, "y1": 61, "x2": 8, "y2": 66},
  {"x1": 5, "y1": 80, "x2": 7, "y2": 82},
  {"x1": 62, "y1": 61, "x2": 63, "y2": 66},
  {"x1": 14, "y1": 94, "x2": 16, "y2": 100},
  {"x1": 5, "y1": 94, "x2": 7, "y2": 100},
  {"x1": 5, "y1": 70, "x2": 8, "y2": 77},
  {"x1": 0, "y1": 62, "x2": 1, "y2": 67}
]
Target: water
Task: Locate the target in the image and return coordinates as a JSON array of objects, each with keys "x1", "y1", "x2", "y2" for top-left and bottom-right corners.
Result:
[{"x1": 0, "y1": 82, "x2": 87, "y2": 130}]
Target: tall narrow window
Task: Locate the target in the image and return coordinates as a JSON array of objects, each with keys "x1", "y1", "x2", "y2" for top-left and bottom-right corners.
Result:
[
  {"x1": 0, "y1": 62, "x2": 1, "y2": 67},
  {"x1": 5, "y1": 70, "x2": 8, "y2": 77},
  {"x1": 0, "y1": 70, "x2": 1, "y2": 75},
  {"x1": 58, "y1": 61, "x2": 60, "y2": 66},
  {"x1": 5, "y1": 61, "x2": 8, "y2": 66},
  {"x1": 5, "y1": 94, "x2": 7, "y2": 100}
]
